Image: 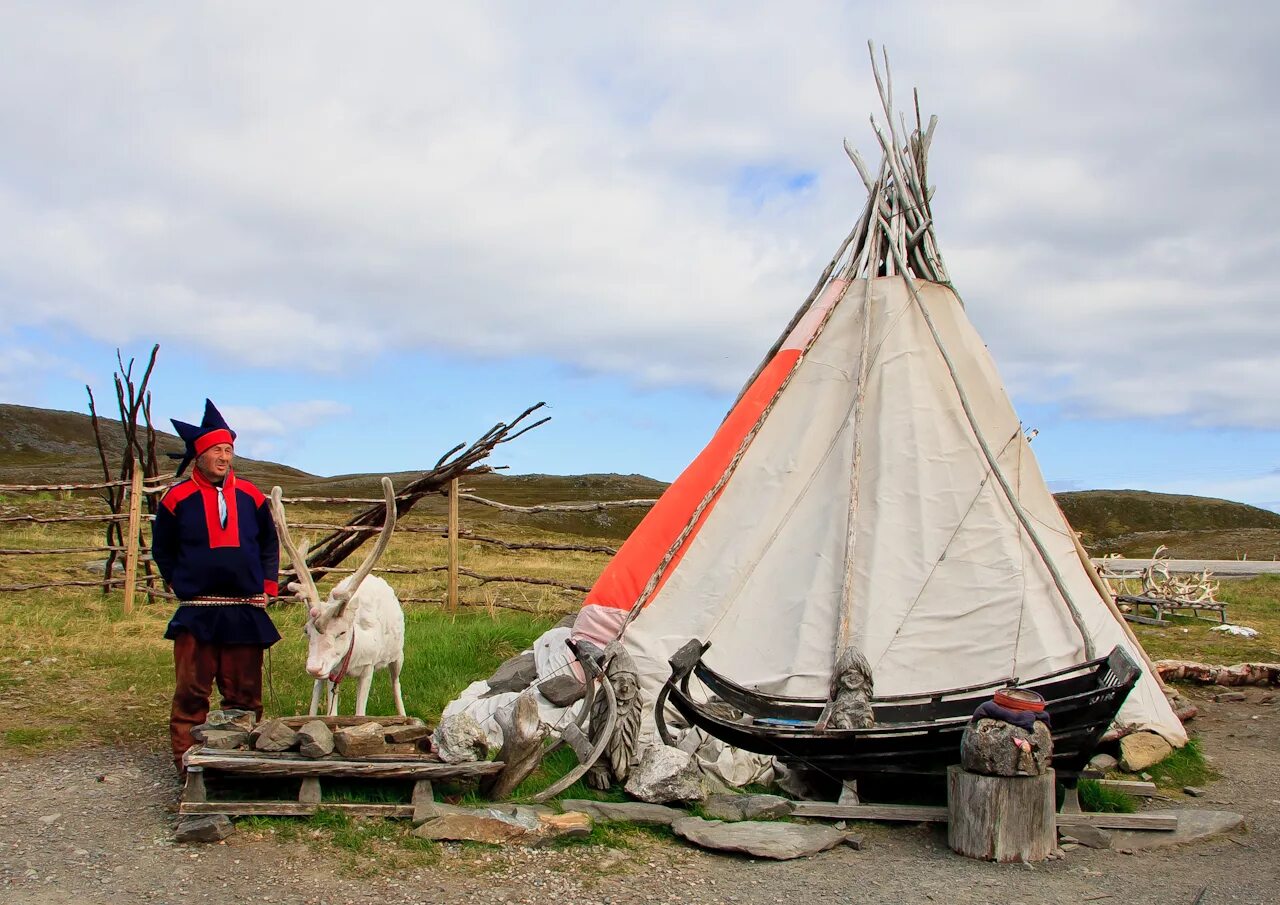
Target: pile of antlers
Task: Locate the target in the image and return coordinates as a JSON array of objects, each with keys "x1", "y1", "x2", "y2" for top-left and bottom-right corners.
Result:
[{"x1": 1140, "y1": 545, "x2": 1221, "y2": 604}]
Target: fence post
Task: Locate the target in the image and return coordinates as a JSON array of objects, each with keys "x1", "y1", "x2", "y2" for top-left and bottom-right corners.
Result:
[
  {"x1": 122, "y1": 461, "x2": 144, "y2": 615},
  {"x1": 447, "y1": 478, "x2": 460, "y2": 613}
]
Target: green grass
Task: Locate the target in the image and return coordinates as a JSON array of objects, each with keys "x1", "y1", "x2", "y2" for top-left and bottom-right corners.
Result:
[
  {"x1": 1130, "y1": 575, "x2": 1280, "y2": 664},
  {"x1": 1148, "y1": 737, "x2": 1218, "y2": 790},
  {"x1": 1078, "y1": 779, "x2": 1138, "y2": 813},
  {"x1": 239, "y1": 810, "x2": 441, "y2": 877}
]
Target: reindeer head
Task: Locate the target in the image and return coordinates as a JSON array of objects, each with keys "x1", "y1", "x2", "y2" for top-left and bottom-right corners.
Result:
[{"x1": 270, "y1": 477, "x2": 398, "y2": 679}]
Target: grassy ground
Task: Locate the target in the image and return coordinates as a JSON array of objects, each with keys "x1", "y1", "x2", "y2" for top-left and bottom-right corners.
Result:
[
  {"x1": 2, "y1": 488, "x2": 1277, "y2": 759},
  {"x1": 1127, "y1": 576, "x2": 1280, "y2": 663}
]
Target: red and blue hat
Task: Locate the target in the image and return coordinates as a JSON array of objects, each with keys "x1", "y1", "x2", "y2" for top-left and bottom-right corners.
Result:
[{"x1": 169, "y1": 399, "x2": 236, "y2": 476}]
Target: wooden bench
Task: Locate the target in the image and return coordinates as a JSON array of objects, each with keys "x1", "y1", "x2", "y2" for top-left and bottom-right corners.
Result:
[
  {"x1": 179, "y1": 716, "x2": 503, "y2": 820},
  {"x1": 1116, "y1": 594, "x2": 1228, "y2": 625}
]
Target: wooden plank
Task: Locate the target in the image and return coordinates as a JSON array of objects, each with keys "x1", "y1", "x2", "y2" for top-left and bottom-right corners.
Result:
[
  {"x1": 1056, "y1": 811, "x2": 1178, "y2": 831},
  {"x1": 1097, "y1": 779, "x2": 1158, "y2": 797},
  {"x1": 185, "y1": 751, "x2": 503, "y2": 780},
  {"x1": 181, "y1": 767, "x2": 207, "y2": 804},
  {"x1": 411, "y1": 780, "x2": 435, "y2": 824},
  {"x1": 179, "y1": 801, "x2": 416, "y2": 818},
  {"x1": 792, "y1": 802, "x2": 948, "y2": 822},
  {"x1": 793, "y1": 801, "x2": 1178, "y2": 832},
  {"x1": 298, "y1": 777, "x2": 322, "y2": 805},
  {"x1": 190, "y1": 746, "x2": 442, "y2": 765},
  {"x1": 447, "y1": 477, "x2": 459, "y2": 613},
  {"x1": 122, "y1": 463, "x2": 144, "y2": 615}
]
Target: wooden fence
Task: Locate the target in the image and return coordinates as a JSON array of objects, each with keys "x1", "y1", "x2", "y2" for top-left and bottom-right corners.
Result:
[{"x1": 0, "y1": 471, "x2": 658, "y2": 614}]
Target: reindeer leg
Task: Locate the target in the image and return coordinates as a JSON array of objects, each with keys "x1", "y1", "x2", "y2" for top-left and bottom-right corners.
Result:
[
  {"x1": 354, "y1": 670, "x2": 374, "y2": 717},
  {"x1": 309, "y1": 679, "x2": 324, "y2": 717},
  {"x1": 389, "y1": 658, "x2": 406, "y2": 716}
]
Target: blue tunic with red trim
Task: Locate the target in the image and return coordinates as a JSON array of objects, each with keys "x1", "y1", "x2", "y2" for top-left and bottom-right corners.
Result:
[{"x1": 153, "y1": 469, "x2": 282, "y2": 647}]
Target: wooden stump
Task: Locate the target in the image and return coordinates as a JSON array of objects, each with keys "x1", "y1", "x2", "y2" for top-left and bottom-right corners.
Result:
[{"x1": 947, "y1": 766, "x2": 1055, "y2": 863}]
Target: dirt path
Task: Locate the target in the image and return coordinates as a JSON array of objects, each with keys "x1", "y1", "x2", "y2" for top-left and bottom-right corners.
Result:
[{"x1": 2, "y1": 689, "x2": 1276, "y2": 905}]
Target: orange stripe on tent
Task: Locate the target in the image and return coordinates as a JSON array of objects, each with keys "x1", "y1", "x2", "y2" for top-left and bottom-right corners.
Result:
[{"x1": 582, "y1": 347, "x2": 802, "y2": 612}]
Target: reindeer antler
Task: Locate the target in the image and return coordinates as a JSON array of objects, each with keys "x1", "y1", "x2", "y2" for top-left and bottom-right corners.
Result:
[
  {"x1": 270, "y1": 486, "x2": 323, "y2": 611},
  {"x1": 331, "y1": 476, "x2": 398, "y2": 612}
]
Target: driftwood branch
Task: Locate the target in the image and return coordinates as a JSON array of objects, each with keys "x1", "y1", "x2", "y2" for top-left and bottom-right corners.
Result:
[
  {"x1": 1156, "y1": 660, "x2": 1280, "y2": 687},
  {"x1": 300, "y1": 403, "x2": 549, "y2": 581},
  {"x1": 0, "y1": 579, "x2": 127, "y2": 592}
]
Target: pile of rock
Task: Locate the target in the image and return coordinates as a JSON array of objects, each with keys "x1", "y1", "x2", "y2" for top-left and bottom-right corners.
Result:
[{"x1": 190, "y1": 710, "x2": 433, "y2": 759}]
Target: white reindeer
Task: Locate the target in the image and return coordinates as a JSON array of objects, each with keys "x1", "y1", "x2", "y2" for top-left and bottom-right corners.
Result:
[{"x1": 269, "y1": 477, "x2": 406, "y2": 717}]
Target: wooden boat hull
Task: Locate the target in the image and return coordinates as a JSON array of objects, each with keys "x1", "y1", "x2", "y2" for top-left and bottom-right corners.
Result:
[{"x1": 656, "y1": 640, "x2": 1141, "y2": 780}]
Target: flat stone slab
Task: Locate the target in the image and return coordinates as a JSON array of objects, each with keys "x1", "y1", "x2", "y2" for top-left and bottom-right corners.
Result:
[
  {"x1": 559, "y1": 799, "x2": 686, "y2": 826},
  {"x1": 701, "y1": 793, "x2": 794, "y2": 822},
  {"x1": 412, "y1": 806, "x2": 592, "y2": 845},
  {"x1": 1109, "y1": 810, "x2": 1245, "y2": 851},
  {"x1": 672, "y1": 817, "x2": 848, "y2": 860}
]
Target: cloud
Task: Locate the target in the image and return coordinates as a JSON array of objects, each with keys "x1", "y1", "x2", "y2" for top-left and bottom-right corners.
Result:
[
  {"x1": 0, "y1": 2, "x2": 1277, "y2": 432},
  {"x1": 219, "y1": 400, "x2": 351, "y2": 460}
]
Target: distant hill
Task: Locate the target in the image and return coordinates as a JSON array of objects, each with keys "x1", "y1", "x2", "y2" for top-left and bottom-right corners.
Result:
[
  {"x1": 0, "y1": 403, "x2": 666, "y2": 541},
  {"x1": 3, "y1": 403, "x2": 1278, "y2": 554},
  {"x1": 1057, "y1": 489, "x2": 1280, "y2": 560}
]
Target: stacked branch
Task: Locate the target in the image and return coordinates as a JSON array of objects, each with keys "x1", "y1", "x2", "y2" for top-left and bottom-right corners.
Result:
[
  {"x1": 85, "y1": 345, "x2": 162, "y2": 592},
  {"x1": 300, "y1": 403, "x2": 549, "y2": 581}
]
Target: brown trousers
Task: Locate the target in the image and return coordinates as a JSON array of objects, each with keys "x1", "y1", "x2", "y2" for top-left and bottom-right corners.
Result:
[{"x1": 170, "y1": 631, "x2": 264, "y2": 768}]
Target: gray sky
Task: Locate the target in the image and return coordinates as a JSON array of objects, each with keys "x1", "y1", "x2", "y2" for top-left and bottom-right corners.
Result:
[{"x1": 1, "y1": 2, "x2": 1278, "y2": 505}]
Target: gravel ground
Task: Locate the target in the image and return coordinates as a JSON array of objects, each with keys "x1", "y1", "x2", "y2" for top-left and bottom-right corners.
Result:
[{"x1": 2, "y1": 688, "x2": 1276, "y2": 905}]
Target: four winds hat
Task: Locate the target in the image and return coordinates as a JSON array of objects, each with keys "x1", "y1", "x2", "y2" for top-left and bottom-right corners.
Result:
[{"x1": 168, "y1": 399, "x2": 236, "y2": 477}]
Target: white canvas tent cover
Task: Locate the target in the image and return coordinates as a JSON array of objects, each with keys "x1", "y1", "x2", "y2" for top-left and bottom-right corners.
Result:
[{"x1": 571, "y1": 48, "x2": 1187, "y2": 748}]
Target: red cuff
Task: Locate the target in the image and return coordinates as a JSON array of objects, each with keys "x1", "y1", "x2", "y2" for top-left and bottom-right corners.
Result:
[{"x1": 264, "y1": 579, "x2": 279, "y2": 597}]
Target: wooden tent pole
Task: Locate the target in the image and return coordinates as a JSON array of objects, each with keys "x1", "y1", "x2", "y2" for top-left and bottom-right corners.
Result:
[
  {"x1": 1066, "y1": 522, "x2": 1168, "y2": 691},
  {"x1": 447, "y1": 478, "x2": 459, "y2": 614},
  {"x1": 122, "y1": 460, "x2": 143, "y2": 615}
]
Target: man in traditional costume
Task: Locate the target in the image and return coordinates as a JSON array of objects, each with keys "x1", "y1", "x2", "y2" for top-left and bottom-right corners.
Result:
[{"x1": 152, "y1": 399, "x2": 281, "y2": 771}]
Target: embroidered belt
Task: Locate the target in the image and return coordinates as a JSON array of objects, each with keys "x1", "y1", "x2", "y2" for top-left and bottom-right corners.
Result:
[{"x1": 179, "y1": 595, "x2": 269, "y2": 608}]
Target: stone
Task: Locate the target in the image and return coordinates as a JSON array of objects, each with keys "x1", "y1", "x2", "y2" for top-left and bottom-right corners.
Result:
[
  {"x1": 1108, "y1": 810, "x2": 1245, "y2": 851},
  {"x1": 960, "y1": 719, "x2": 1053, "y2": 777},
  {"x1": 411, "y1": 805, "x2": 588, "y2": 845},
  {"x1": 201, "y1": 709, "x2": 257, "y2": 733},
  {"x1": 1214, "y1": 691, "x2": 1247, "y2": 703},
  {"x1": 297, "y1": 720, "x2": 335, "y2": 758},
  {"x1": 413, "y1": 812, "x2": 530, "y2": 844},
  {"x1": 1183, "y1": 786, "x2": 1206, "y2": 798},
  {"x1": 700, "y1": 793, "x2": 794, "y2": 822},
  {"x1": 672, "y1": 817, "x2": 848, "y2": 860},
  {"x1": 1119, "y1": 731, "x2": 1173, "y2": 773},
  {"x1": 559, "y1": 799, "x2": 686, "y2": 826},
  {"x1": 433, "y1": 713, "x2": 490, "y2": 763},
  {"x1": 384, "y1": 724, "x2": 431, "y2": 744},
  {"x1": 174, "y1": 815, "x2": 235, "y2": 843},
  {"x1": 537, "y1": 673, "x2": 586, "y2": 707},
  {"x1": 251, "y1": 719, "x2": 298, "y2": 753},
  {"x1": 199, "y1": 729, "x2": 250, "y2": 750},
  {"x1": 333, "y1": 722, "x2": 386, "y2": 758},
  {"x1": 1064, "y1": 824, "x2": 1112, "y2": 850},
  {"x1": 538, "y1": 811, "x2": 592, "y2": 840},
  {"x1": 1084, "y1": 753, "x2": 1117, "y2": 777},
  {"x1": 624, "y1": 746, "x2": 707, "y2": 804},
  {"x1": 843, "y1": 834, "x2": 865, "y2": 850},
  {"x1": 484, "y1": 652, "x2": 538, "y2": 695}
]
